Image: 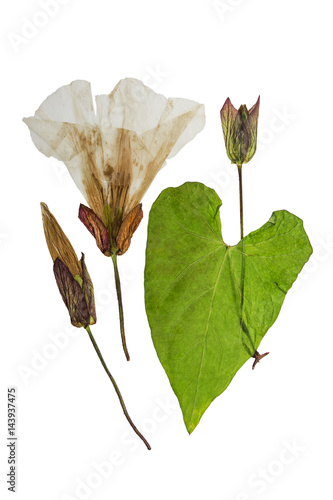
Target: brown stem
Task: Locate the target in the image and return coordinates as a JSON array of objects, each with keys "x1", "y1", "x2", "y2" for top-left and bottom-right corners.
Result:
[
  {"x1": 237, "y1": 165, "x2": 244, "y2": 240},
  {"x1": 237, "y1": 164, "x2": 245, "y2": 320},
  {"x1": 85, "y1": 326, "x2": 151, "y2": 450},
  {"x1": 111, "y1": 253, "x2": 130, "y2": 361},
  {"x1": 237, "y1": 163, "x2": 248, "y2": 347},
  {"x1": 252, "y1": 350, "x2": 270, "y2": 370}
]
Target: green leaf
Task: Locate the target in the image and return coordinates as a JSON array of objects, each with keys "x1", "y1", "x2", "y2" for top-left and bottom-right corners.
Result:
[{"x1": 144, "y1": 182, "x2": 312, "y2": 433}]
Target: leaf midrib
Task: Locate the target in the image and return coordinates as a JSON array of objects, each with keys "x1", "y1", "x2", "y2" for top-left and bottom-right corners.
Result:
[{"x1": 188, "y1": 247, "x2": 229, "y2": 429}]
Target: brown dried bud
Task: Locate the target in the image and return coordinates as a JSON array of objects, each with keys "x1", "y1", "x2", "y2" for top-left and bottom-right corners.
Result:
[{"x1": 41, "y1": 203, "x2": 96, "y2": 328}]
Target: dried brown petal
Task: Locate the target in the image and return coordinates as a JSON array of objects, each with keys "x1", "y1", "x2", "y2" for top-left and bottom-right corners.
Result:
[
  {"x1": 78, "y1": 204, "x2": 110, "y2": 256},
  {"x1": 53, "y1": 258, "x2": 90, "y2": 328},
  {"x1": 41, "y1": 202, "x2": 81, "y2": 278},
  {"x1": 116, "y1": 204, "x2": 143, "y2": 255}
]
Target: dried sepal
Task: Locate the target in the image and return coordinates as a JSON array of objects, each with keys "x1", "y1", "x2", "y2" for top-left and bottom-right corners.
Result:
[
  {"x1": 244, "y1": 97, "x2": 260, "y2": 163},
  {"x1": 220, "y1": 97, "x2": 239, "y2": 157},
  {"x1": 41, "y1": 202, "x2": 81, "y2": 277},
  {"x1": 78, "y1": 204, "x2": 111, "y2": 256},
  {"x1": 53, "y1": 258, "x2": 91, "y2": 328},
  {"x1": 116, "y1": 204, "x2": 143, "y2": 255},
  {"x1": 80, "y1": 253, "x2": 96, "y2": 325}
]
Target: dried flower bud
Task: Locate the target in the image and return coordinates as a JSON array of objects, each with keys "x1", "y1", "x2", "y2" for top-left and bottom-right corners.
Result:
[
  {"x1": 220, "y1": 97, "x2": 260, "y2": 165},
  {"x1": 41, "y1": 203, "x2": 96, "y2": 328}
]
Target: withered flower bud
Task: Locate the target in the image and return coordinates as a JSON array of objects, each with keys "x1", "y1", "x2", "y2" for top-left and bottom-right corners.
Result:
[
  {"x1": 41, "y1": 203, "x2": 96, "y2": 328},
  {"x1": 220, "y1": 97, "x2": 260, "y2": 165}
]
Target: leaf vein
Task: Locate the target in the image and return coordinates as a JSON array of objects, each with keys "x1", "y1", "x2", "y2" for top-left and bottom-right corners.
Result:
[{"x1": 155, "y1": 246, "x2": 223, "y2": 310}]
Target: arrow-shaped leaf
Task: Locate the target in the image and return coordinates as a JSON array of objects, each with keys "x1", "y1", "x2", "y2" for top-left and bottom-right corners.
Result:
[{"x1": 144, "y1": 182, "x2": 312, "y2": 433}]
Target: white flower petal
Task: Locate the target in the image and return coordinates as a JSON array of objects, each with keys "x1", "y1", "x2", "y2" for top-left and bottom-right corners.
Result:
[
  {"x1": 31, "y1": 80, "x2": 96, "y2": 124},
  {"x1": 23, "y1": 117, "x2": 99, "y2": 207},
  {"x1": 165, "y1": 98, "x2": 206, "y2": 159},
  {"x1": 23, "y1": 81, "x2": 101, "y2": 209},
  {"x1": 126, "y1": 103, "x2": 205, "y2": 209},
  {"x1": 96, "y1": 78, "x2": 169, "y2": 132}
]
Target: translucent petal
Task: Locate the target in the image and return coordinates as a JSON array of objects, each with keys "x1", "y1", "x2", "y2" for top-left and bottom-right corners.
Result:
[{"x1": 31, "y1": 80, "x2": 96, "y2": 125}]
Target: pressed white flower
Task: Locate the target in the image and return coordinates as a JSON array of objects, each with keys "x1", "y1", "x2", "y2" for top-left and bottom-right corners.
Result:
[
  {"x1": 24, "y1": 78, "x2": 205, "y2": 360},
  {"x1": 23, "y1": 78, "x2": 205, "y2": 226}
]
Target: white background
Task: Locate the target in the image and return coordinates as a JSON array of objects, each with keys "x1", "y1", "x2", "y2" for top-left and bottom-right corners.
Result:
[{"x1": 1, "y1": 1, "x2": 332, "y2": 499}]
